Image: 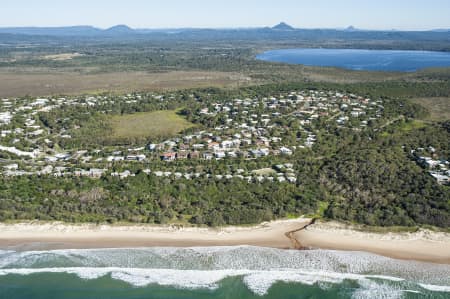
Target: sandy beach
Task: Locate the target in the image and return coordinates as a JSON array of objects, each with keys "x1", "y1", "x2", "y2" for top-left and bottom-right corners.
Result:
[
  {"x1": 0, "y1": 219, "x2": 304, "y2": 250},
  {"x1": 0, "y1": 219, "x2": 449, "y2": 264},
  {"x1": 293, "y1": 221, "x2": 450, "y2": 264}
]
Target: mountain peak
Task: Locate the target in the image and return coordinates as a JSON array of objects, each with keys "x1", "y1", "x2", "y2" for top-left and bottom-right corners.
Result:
[{"x1": 272, "y1": 22, "x2": 295, "y2": 31}]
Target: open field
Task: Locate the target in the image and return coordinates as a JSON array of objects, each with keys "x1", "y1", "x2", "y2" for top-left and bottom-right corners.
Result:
[
  {"x1": 0, "y1": 67, "x2": 406, "y2": 99},
  {"x1": 0, "y1": 70, "x2": 252, "y2": 98},
  {"x1": 42, "y1": 53, "x2": 84, "y2": 61},
  {"x1": 110, "y1": 110, "x2": 196, "y2": 140},
  {"x1": 411, "y1": 97, "x2": 450, "y2": 121}
]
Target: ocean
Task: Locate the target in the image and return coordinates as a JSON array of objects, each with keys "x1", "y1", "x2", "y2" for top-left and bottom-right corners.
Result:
[
  {"x1": 256, "y1": 48, "x2": 450, "y2": 72},
  {"x1": 0, "y1": 246, "x2": 449, "y2": 299}
]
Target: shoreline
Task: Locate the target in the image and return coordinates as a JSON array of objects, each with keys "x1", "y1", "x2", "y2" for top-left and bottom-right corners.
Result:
[
  {"x1": 1, "y1": 219, "x2": 449, "y2": 264},
  {"x1": 293, "y1": 221, "x2": 450, "y2": 264},
  {"x1": 0, "y1": 219, "x2": 305, "y2": 251}
]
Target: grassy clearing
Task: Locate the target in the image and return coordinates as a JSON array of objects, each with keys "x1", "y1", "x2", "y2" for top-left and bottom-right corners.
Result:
[
  {"x1": 110, "y1": 110, "x2": 195, "y2": 140},
  {"x1": 398, "y1": 120, "x2": 427, "y2": 132},
  {"x1": 410, "y1": 97, "x2": 450, "y2": 121},
  {"x1": 380, "y1": 120, "x2": 427, "y2": 138}
]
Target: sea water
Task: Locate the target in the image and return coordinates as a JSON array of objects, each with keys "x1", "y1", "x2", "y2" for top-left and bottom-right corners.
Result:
[
  {"x1": 0, "y1": 246, "x2": 449, "y2": 299},
  {"x1": 256, "y1": 48, "x2": 450, "y2": 72}
]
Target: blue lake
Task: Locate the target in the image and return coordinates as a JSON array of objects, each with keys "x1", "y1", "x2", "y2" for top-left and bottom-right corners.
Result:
[{"x1": 256, "y1": 48, "x2": 450, "y2": 72}]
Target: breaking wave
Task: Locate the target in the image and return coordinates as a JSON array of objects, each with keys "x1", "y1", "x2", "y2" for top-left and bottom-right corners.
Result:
[{"x1": 0, "y1": 246, "x2": 449, "y2": 297}]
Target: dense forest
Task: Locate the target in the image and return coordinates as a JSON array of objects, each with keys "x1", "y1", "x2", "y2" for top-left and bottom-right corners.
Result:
[{"x1": 0, "y1": 122, "x2": 448, "y2": 227}]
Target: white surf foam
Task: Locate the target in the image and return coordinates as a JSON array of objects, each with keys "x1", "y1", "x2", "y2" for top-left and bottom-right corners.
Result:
[
  {"x1": 242, "y1": 270, "x2": 359, "y2": 295},
  {"x1": 1, "y1": 247, "x2": 449, "y2": 296},
  {"x1": 351, "y1": 279, "x2": 404, "y2": 299},
  {"x1": 0, "y1": 267, "x2": 447, "y2": 296},
  {"x1": 419, "y1": 283, "x2": 450, "y2": 292}
]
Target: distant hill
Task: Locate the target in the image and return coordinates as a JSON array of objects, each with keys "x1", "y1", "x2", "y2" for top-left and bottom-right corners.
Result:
[
  {"x1": 272, "y1": 22, "x2": 295, "y2": 31},
  {"x1": 0, "y1": 25, "x2": 137, "y2": 36},
  {"x1": 0, "y1": 24, "x2": 449, "y2": 44},
  {"x1": 104, "y1": 25, "x2": 135, "y2": 35},
  {"x1": 0, "y1": 26, "x2": 102, "y2": 36}
]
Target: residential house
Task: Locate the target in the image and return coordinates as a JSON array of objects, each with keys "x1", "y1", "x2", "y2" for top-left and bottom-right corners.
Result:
[
  {"x1": 161, "y1": 152, "x2": 177, "y2": 161},
  {"x1": 189, "y1": 151, "x2": 200, "y2": 159},
  {"x1": 280, "y1": 147, "x2": 293, "y2": 155},
  {"x1": 177, "y1": 151, "x2": 189, "y2": 160},
  {"x1": 203, "y1": 152, "x2": 213, "y2": 160}
]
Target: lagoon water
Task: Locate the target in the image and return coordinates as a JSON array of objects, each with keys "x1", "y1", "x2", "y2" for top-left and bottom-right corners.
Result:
[
  {"x1": 256, "y1": 48, "x2": 450, "y2": 72},
  {"x1": 1, "y1": 246, "x2": 450, "y2": 299}
]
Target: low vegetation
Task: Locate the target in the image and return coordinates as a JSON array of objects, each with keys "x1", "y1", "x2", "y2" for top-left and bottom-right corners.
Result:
[
  {"x1": 410, "y1": 97, "x2": 450, "y2": 121},
  {"x1": 110, "y1": 110, "x2": 196, "y2": 143}
]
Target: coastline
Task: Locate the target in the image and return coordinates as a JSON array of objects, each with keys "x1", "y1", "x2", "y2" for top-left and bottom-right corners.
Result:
[
  {"x1": 0, "y1": 219, "x2": 449, "y2": 264},
  {"x1": 0, "y1": 219, "x2": 305, "y2": 251},
  {"x1": 293, "y1": 221, "x2": 450, "y2": 264}
]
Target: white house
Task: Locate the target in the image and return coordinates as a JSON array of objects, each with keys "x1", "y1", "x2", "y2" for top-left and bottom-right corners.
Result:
[{"x1": 280, "y1": 147, "x2": 293, "y2": 155}]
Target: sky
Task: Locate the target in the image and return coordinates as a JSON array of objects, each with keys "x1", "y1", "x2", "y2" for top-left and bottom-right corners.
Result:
[{"x1": 1, "y1": 0, "x2": 450, "y2": 30}]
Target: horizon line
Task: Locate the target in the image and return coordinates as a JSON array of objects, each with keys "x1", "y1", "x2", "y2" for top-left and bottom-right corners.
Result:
[{"x1": 0, "y1": 23, "x2": 449, "y2": 32}]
